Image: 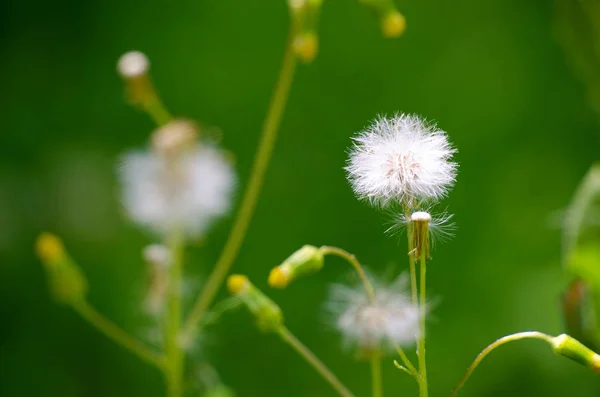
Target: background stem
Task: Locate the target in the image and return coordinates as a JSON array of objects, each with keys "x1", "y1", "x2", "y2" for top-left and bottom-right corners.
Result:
[
  {"x1": 164, "y1": 233, "x2": 184, "y2": 397},
  {"x1": 320, "y1": 246, "x2": 376, "y2": 302},
  {"x1": 449, "y1": 332, "x2": 553, "y2": 397},
  {"x1": 182, "y1": 23, "x2": 299, "y2": 337},
  {"x1": 370, "y1": 354, "x2": 383, "y2": 397},
  {"x1": 277, "y1": 326, "x2": 355, "y2": 397},
  {"x1": 73, "y1": 300, "x2": 165, "y2": 368}
]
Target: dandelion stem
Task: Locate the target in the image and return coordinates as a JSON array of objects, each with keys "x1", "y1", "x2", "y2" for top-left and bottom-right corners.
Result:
[
  {"x1": 143, "y1": 94, "x2": 171, "y2": 126},
  {"x1": 417, "y1": 252, "x2": 428, "y2": 397},
  {"x1": 405, "y1": 206, "x2": 418, "y2": 307},
  {"x1": 164, "y1": 232, "x2": 185, "y2": 397},
  {"x1": 370, "y1": 353, "x2": 383, "y2": 397},
  {"x1": 277, "y1": 326, "x2": 355, "y2": 397},
  {"x1": 72, "y1": 300, "x2": 165, "y2": 369},
  {"x1": 449, "y1": 332, "x2": 553, "y2": 397},
  {"x1": 320, "y1": 246, "x2": 376, "y2": 302},
  {"x1": 182, "y1": 20, "x2": 299, "y2": 337}
]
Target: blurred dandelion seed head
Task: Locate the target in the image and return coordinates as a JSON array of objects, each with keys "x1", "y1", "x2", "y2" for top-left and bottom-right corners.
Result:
[
  {"x1": 117, "y1": 51, "x2": 149, "y2": 78},
  {"x1": 346, "y1": 114, "x2": 457, "y2": 207},
  {"x1": 326, "y1": 274, "x2": 420, "y2": 352},
  {"x1": 119, "y1": 136, "x2": 236, "y2": 238}
]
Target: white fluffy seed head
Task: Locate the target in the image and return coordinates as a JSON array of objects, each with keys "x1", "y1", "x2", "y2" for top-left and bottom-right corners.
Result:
[
  {"x1": 119, "y1": 145, "x2": 236, "y2": 238},
  {"x1": 326, "y1": 274, "x2": 420, "y2": 352},
  {"x1": 117, "y1": 51, "x2": 149, "y2": 78},
  {"x1": 346, "y1": 114, "x2": 457, "y2": 207}
]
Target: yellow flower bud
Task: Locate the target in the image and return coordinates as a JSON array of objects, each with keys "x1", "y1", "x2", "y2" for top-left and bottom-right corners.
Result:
[
  {"x1": 35, "y1": 233, "x2": 88, "y2": 305},
  {"x1": 268, "y1": 245, "x2": 324, "y2": 289},
  {"x1": 228, "y1": 274, "x2": 249, "y2": 295},
  {"x1": 293, "y1": 32, "x2": 319, "y2": 63},
  {"x1": 36, "y1": 233, "x2": 65, "y2": 266},
  {"x1": 227, "y1": 275, "x2": 283, "y2": 332},
  {"x1": 382, "y1": 11, "x2": 406, "y2": 38}
]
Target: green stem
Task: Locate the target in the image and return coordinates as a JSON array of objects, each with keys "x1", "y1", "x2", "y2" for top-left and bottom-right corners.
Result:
[
  {"x1": 371, "y1": 354, "x2": 383, "y2": 397},
  {"x1": 404, "y1": 204, "x2": 418, "y2": 308},
  {"x1": 393, "y1": 343, "x2": 419, "y2": 377},
  {"x1": 320, "y1": 246, "x2": 376, "y2": 302},
  {"x1": 449, "y1": 331, "x2": 553, "y2": 397},
  {"x1": 182, "y1": 22, "x2": 299, "y2": 337},
  {"x1": 165, "y1": 233, "x2": 184, "y2": 397},
  {"x1": 143, "y1": 95, "x2": 171, "y2": 126},
  {"x1": 418, "y1": 252, "x2": 428, "y2": 397},
  {"x1": 277, "y1": 326, "x2": 355, "y2": 397},
  {"x1": 72, "y1": 300, "x2": 165, "y2": 368}
]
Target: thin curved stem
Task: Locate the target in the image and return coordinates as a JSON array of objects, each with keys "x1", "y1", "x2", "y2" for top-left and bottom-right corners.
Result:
[
  {"x1": 417, "y1": 253, "x2": 428, "y2": 397},
  {"x1": 277, "y1": 326, "x2": 355, "y2": 397},
  {"x1": 183, "y1": 23, "x2": 299, "y2": 337},
  {"x1": 394, "y1": 343, "x2": 419, "y2": 377},
  {"x1": 371, "y1": 354, "x2": 383, "y2": 397},
  {"x1": 449, "y1": 331, "x2": 553, "y2": 397},
  {"x1": 73, "y1": 300, "x2": 165, "y2": 369},
  {"x1": 320, "y1": 246, "x2": 376, "y2": 302}
]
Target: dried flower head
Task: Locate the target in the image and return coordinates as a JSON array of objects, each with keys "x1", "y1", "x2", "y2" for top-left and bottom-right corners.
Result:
[
  {"x1": 346, "y1": 114, "x2": 457, "y2": 207},
  {"x1": 119, "y1": 141, "x2": 236, "y2": 238},
  {"x1": 386, "y1": 209, "x2": 455, "y2": 247},
  {"x1": 326, "y1": 274, "x2": 420, "y2": 352}
]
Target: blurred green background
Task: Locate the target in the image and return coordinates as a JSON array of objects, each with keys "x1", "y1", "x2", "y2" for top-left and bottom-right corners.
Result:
[{"x1": 2, "y1": 0, "x2": 600, "y2": 396}]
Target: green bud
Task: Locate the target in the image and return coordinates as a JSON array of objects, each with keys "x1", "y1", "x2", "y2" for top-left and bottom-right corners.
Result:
[
  {"x1": 551, "y1": 334, "x2": 600, "y2": 372},
  {"x1": 268, "y1": 245, "x2": 324, "y2": 288},
  {"x1": 227, "y1": 275, "x2": 283, "y2": 333},
  {"x1": 36, "y1": 233, "x2": 88, "y2": 305}
]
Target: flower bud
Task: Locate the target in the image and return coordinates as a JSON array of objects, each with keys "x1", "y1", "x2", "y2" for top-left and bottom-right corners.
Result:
[
  {"x1": 268, "y1": 245, "x2": 324, "y2": 288},
  {"x1": 381, "y1": 11, "x2": 406, "y2": 38},
  {"x1": 289, "y1": 0, "x2": 322, "y2": 63},
  {"x1": 117, "y1": 51, "x2": 171, "y2": 125},
  {"x1": 411, "y1": 211, "x2": 431, "y2": 260},
  {"x1": 35, "y1": 233, "x2": 88, "y2": 305},
  {"x1": 359, "y1": 0, "x2": 406, "y2": 38},
  {"x1": 293, "y1": 32, "x2": 319, "y2": 63},
  {"x1": 227, "y1": 275, "x2": 283, "y2": 332},
  {"x1": 551, "y1": 334, "x2": 600, "y2": 372}
]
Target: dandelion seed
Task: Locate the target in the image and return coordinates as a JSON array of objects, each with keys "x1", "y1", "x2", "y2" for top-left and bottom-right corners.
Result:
[
  {"x1": 119, "y1": 123, "x2": 236, "y2": 238},
  {"x1": 346, "y1": 114, "x2": 457, "y2": 207},
  {"x1": 326, "y1": 274, "x2": 420, "y2": 352}
]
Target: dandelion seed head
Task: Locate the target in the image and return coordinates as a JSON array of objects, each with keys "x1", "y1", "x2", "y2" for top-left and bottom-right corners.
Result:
[
  {"x1": 346, "y1": 114, "x2": 457, "y2": 206},
  {"x1": 117, "y1": 51, "x2": 149, "y2": 78},
  {"x1": 119, "y1": 144, "x2": 236, "y2": 238},
  {"x1": 326, "y1": 275, "x2": 420, "y2": 351}
]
